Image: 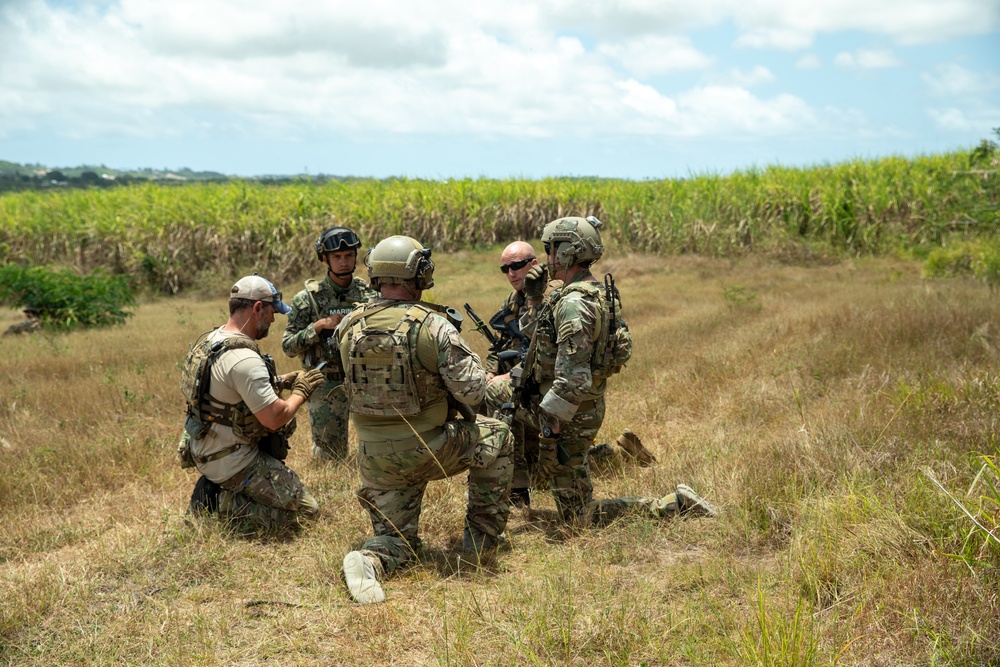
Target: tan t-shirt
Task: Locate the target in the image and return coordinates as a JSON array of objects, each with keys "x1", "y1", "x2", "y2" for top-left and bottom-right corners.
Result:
[{"x1": 190, "y1": 328, "x2": 279, "y2": 483}]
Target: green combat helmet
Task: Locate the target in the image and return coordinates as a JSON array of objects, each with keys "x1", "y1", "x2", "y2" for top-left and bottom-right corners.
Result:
[
  {"x1": 541, "y1": 215, "x2": 605, "y2": 267},
  {"x1": 365, "y1": 236, "x2": 435, "y2": 290}
]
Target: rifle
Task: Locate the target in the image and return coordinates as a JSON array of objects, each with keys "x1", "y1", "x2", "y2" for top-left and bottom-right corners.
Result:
[
  {"x1": 463, "y1": 303, "x2": 499, "y2": 348},
  {"x1": 495, "y1": 302, "x2": 541, "y2": 426},
  {"x1": 604, "y1": 274, "x2": 618, "y2": 339}
]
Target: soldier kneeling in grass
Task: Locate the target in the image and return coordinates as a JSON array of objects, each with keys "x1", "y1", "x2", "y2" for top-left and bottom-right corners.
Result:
[{"x1": 178, "y1": 275, "x2": 324, "y2": 533}]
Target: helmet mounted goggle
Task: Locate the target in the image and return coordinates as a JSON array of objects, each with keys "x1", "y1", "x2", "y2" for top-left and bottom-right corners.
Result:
[{"x1": 315, "y1": 227, "x2": 361, "y2": 260}]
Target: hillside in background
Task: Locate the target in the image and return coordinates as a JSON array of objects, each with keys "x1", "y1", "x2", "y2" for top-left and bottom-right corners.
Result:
[{"x1": 0, "y1": 159, "x2": 359, "y2": 191}]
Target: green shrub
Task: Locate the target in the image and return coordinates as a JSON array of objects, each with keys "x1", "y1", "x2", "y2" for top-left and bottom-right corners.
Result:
[
  {"x1": 923, "y1": 240, "x2": 1000, "y2": 286},
  {"x1": 0, "y1": 264, "x2": 136, "y2": 330}
]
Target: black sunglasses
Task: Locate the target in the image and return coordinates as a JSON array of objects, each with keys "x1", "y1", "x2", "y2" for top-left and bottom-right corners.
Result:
[{"x1": 499, "y1": 257, "x2": 535, "y2": 274}]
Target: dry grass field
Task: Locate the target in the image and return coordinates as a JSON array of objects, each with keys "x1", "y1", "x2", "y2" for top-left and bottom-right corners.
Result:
[{"x1": 1, "y1": 247, "x2": 998, "y2": 666}]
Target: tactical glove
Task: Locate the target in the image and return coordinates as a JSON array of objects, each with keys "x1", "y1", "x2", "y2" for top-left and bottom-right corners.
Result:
[
  {"x1": 291, "y1": 368, "x2": 325, "y2": 400},
  {"x1": 522, "y1": 265, "x2": 548, "y2": 299},
  {"x1": 277, "y1": 370, "x2": 303, "y2": 391}
]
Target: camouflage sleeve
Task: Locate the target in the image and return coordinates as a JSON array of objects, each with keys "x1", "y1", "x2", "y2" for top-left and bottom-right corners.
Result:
[
  {"x1": 281, "y1": 290, "x2": 321, "y2": 360},
  {"x1": 538, "y1": 291, "x2": 600, "y2": 422},
  {"x1": 350, "y1": 279, "x2": 378, "y2": 303},
  {"x1": 484, "y1": 350, "x2": 500, "y2": 376},
  {"x1": 422, "y1": 314, "x2": 487, "y2": 406}
]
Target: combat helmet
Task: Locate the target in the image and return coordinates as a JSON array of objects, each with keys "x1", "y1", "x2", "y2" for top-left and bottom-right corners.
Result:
[
  {"x1": 365, "y1": 236, "x2": 435, "y2": 290},
  {"x1": 541, "y1": 215, "x2": 605, "y2": 267},
  {"x1": 315, "y1": 226, "x2": 362, "y2": 261}
]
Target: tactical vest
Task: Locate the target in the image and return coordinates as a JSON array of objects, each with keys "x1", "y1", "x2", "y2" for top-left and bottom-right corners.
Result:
[
  {"x1": 343, "y1": 303, "x2": 449, "y2": 416},
  {"x1": 301, "y1": 278, "x2": 360, "y2": 378},
  {"x1": 532, "y1": 279, "x2": 632, "y2": 384},
  {"x1": 180, "y1": 329, "x2": 280, "y2": 442}
]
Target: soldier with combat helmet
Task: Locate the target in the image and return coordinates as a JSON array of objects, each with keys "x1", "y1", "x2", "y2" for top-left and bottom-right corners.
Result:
[
  {"x1": 483, "y1": 241, "x2": 652, "y2": 509},
  {"x1": 180, "y1": 275, "x2": 325, "y2": 532},
  {"x1": 335, "y1": 235, "x2": 513, "y2": 605},
  {"x1": 282, "y1": 226, "x2": 376, "y2": 461},
  {"x1": 486, "y1": 216, "x2": 717, "y2": 526}
]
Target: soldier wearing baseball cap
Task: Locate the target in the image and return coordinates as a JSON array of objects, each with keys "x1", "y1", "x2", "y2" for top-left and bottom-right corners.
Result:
[{"x1": 178, "y1": 273, "x2": 323, "y2": 533}]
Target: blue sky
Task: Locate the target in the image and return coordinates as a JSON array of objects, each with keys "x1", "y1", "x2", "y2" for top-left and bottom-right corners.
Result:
[{"x1": 0, "y1": 0, "x2": 997, "y2": 179}]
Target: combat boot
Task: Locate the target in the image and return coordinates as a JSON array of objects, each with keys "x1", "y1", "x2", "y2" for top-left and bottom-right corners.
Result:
[
  {"x1": 187, "y1": 475, "x2": 222, "y2": 515},
  {"x1": 510, "y1": 487, "x2": 531, "y2": 508},
  {"x1": 586, "y1": 442, "x2": 615, "y2": 461},
  {"x1": 674, "y1": 484, "x2": 717, "y2": 518},
  {"x1": 342, "y1": 551, "x2": 385, "y2": 604},
  {"x1": 462, "y1": 529, "x2": 508, "y2": 556},
  {"x1": 615, "y1": 429, "x2": 657, "y2": 466}
]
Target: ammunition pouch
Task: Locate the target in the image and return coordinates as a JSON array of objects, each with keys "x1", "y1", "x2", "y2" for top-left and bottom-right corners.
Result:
[
  {"x1": 177, "y1": 431, "x2": 196, "y2": 469},
  {"x1": 257, "y1": 431, "x2": 290, "y2": 461},
  {"x1": 184, "y1": 411, "x2": 209, "y2": 440}
]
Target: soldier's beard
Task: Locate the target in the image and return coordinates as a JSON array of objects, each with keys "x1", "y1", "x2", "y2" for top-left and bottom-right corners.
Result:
[{"x1": 255, "y1": 319, "x2": 271, "y2": 339}]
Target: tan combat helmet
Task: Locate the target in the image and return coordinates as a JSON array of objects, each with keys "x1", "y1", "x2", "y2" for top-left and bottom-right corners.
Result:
[
  {"x1": 541, "y1": 215, "x2": 605, "y2": 267},
  {"x1": 365, "y1": 235, "x2": 435, "y2": 290}
]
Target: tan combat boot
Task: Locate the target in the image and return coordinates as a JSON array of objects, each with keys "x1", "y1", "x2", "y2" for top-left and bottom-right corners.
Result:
[
  {"x1": 615, "y1": 429, "x2": 657, "y2": 466},
  {"x1": 343, "y1": 551, "x2": 385, "y2": 604}
]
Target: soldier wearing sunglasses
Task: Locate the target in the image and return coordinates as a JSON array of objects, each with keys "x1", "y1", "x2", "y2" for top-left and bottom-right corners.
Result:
[
  {"x1": 282, "y1": 226, "x2": 377, "y2": 461},
  {"x1": 481, "y1": 241, "x2": 558, "y2": 508}
]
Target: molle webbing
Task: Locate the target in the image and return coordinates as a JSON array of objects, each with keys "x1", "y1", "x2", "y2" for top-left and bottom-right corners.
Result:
[
  {"x1": 346, "y1": 305, "x2": 427, "y2": 417},
  {"x1": 181, "y1": 331, "x2": 268, "y2": 441}
]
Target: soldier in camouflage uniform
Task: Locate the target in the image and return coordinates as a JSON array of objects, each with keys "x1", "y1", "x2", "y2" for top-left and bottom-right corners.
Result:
[
  {"x1": 487, "y1": 217, "x2": 717, "y2": 526},
  {"x1": 282, "y1": 227, "x2": 377, "y2": 461},
  {"x1": 484, "y1": 241, "x2": 542, "y2": 508},
  {"x1": 335, "y1": 236, "x2": 513, "y2": 605},
  {"x1": 180, "y1": 275, "x2": 325, "y2": 533},
  {"x1": 483, "y1": 241, "x2": 648, "y2": 508}
]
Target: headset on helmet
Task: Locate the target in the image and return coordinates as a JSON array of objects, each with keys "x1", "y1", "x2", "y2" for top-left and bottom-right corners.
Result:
[
  {"x1": 315, "y1": 226, "x2": 362, "y2": 261},
  {"x1": 541, "y1": 215, "x2": 605, "y2": 267},
  {"x1": 365, "y1": 236, "x2": 435, "y2": 291}
]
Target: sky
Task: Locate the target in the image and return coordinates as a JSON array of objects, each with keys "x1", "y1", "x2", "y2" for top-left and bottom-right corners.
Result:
[{"x1": 0, "y1": 0, "x2": 998, "y2": 179}]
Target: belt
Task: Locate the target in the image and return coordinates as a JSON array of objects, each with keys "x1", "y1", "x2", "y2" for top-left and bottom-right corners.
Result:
[
  {"x1": 361, "y1": 427, "x2": 443, "y2": 456},
  {"x1": 194, "y1": 443, "x2": 244, "y2": 465}
]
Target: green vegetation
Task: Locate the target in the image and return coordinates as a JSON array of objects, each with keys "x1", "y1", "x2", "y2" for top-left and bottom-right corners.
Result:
[
  {"x1": 2, "y1": 147, "x2": 997, "y2": 293},
  {"x1": 923, "y1": 239, "x2": 1000, "y2": 285},
  {"x1": 0, "y1": 264, "x2": 135, "y2": 330}
]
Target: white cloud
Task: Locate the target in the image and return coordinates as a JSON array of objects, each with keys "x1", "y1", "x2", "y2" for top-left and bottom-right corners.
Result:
[
  {"x1": 616, "y1": 81, "x2": 816, "y2": 137},
  {"x1": 795, "y1": 54, "x2": 822, "y2": 69},
  {"x1": 922, "y1": 64, "x2": 1000, "y2": 97},
  {"x1": 737, "y1": 0, "x2": 999, "y2": 49},
  {"x1": 927, "y1": 106, "x2": 1000, "y2": 135},
  {"x1": 833, "y1": 48, "x2": 903, "y2": 69},
  {"x1": 720, "y1": 65, "x2": 776, "y2": 87},
  {"x1": 598, "y1": 35, "x2": 714, "y2": 76},
  {"x1": 540, "y1": 0, "x2": 998, "y2": 47},
  {"x1": 0, "y1": 0, "x2": 994, "y2": 151}
]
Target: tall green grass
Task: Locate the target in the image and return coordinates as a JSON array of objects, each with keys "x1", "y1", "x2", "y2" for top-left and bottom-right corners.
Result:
[{"x1": 1, "y1": 149, "x2": 996, "y2": 292}]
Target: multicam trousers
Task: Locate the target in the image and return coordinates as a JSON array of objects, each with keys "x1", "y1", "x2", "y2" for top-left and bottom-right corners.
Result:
[
  {"x1": 355, "y1": 416, "x2": 513, "y2": 573},
  {"x1": 485, "y1": 377, "x2": 538, "y2": 491},
  {"x1": 308, "y1": 379, "x2": 350, "y2": 460},
  {"x1": 218, "y1": 452, "x2": 319, "y2": 532},
  {"x1": 486, "y1": 378, "x2": 671, "y2": 526}
]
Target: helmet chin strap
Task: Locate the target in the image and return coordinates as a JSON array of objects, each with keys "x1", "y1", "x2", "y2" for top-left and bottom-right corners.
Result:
[{"x1": 330, "y1": 269, "x2": 354, "y2": 279}]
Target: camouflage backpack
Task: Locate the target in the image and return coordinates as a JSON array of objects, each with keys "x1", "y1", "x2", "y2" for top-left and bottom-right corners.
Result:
[
  {"x1": 556, "y1": 276, "x2": 632, "y2": 380},
  {"x1": 593, "y1": 274, "x2": 632, "y2": 379}
]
